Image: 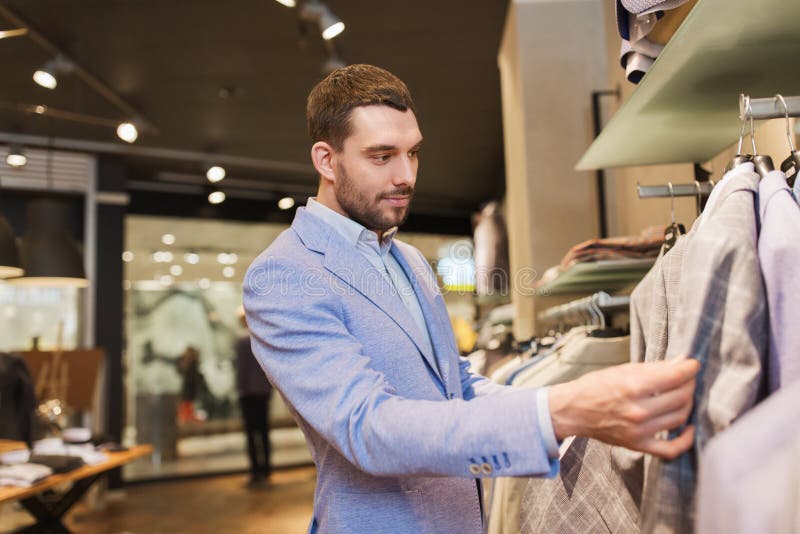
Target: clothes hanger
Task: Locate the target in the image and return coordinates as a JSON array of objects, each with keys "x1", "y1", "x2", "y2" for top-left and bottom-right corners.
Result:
[
  {"x1": 694, "y1": 180, "x2": 703, "y2": 217},
  {"x1": 746, "y1": 98, "x2": 775, "y2": 177},
  {"x1": 726, "y1": 94, "x2": 755, "y2": 172},
  {"x1": 663, "y1": 182, "x2": 686, "y2": 252},
  {"x1": 775, "y1": 94, "x2": 800, "y2": 188}
]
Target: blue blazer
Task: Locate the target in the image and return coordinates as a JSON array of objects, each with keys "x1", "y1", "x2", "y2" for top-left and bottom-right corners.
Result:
[{"x1": 243, "y1": 208, "x2": 555, "y2": 534}]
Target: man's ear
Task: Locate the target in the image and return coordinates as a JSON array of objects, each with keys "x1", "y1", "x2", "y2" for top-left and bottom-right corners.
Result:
[{"x1": 311, "y1": 141, "x2": 337, "y2": 183}]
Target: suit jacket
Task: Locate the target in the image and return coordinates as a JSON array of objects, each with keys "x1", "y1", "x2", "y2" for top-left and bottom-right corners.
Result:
[
  {"x1": 243, "y1": 207, "x2": 557, "y2": 534},
  {"x1": 696, "y1": 378, "x2": 800, "y2": 534},
  {"x1": 641, "y1": 167, "x2": 767, "y2": 533}
]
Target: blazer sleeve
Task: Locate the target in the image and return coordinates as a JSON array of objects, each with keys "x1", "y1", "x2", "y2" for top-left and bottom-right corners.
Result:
[{"x1": 243, "y1": 256, "x2": 557, "y2": 479}]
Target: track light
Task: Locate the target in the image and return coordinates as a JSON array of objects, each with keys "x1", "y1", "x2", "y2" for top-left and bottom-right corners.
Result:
[
  {"x1": 206, "y1": 165, "x2": 226, "y2": 183},
  {"x1": 116, "y1": 121, "x2": 139, "y2": 143},
  {"x1": 274, "y1": 0, "x2": 296, "y2": 6},
  {"x1": 33, "y1": 56, "x2": 73, "y2": 90},
  {"x1": 301, "y1": 1, "x2": 345, "y2": 41},
  {"x1": 6, "y1": 145, "x2": 27, "y2": 168}
]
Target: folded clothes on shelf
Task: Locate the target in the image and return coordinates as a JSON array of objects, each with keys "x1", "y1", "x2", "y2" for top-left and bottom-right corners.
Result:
[{"x1": 0, "y1": 462, "x2": 53, "y2": 487}]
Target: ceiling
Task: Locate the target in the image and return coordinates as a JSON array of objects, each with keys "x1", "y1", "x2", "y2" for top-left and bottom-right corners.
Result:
[{"x1": 0, "y1": 0, "x2": 509, "y2": 217}]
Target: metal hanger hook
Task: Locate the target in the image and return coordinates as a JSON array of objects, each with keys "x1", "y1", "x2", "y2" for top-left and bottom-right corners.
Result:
[
  {"x1": 667, "y1": 182, "x2": 676, "y2": 224},
  {"x1": 694, "y1": 180, "x2": 702, "y2": 217},
  {"x1": 775, "y1": 94, "x2": 796, "y2": 152},
  {"x1": 747, "y1": 96, "x2": 758, "y2": 155},
  {"x1": 737, "y1": 94, "x2": 750, "y2": 154}
]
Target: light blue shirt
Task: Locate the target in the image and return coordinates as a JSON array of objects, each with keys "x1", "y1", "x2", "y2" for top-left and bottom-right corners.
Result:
[{"x1": 306, "y1": 197, "x2": 559, "y2": 460}]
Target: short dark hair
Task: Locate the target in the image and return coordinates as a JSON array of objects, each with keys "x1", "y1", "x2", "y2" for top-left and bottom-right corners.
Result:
[{"x1": 306, "y1": 64, "x2": 416, "y2": 151}]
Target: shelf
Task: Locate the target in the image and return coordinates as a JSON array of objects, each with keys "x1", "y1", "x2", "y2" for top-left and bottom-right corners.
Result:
[
  {"x1": 577, "y1": 0, "x2": 800, "y2": 170},
  {"x1": 534, "y1": 258, "x2": 655, "y2": 296}
]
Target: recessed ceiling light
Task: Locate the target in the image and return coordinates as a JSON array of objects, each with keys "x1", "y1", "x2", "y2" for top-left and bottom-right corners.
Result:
[
  {"x1": 223, "y1": 266, "x2": 235, "y2": 278},
  {"x1": 208, "y1": 190, "x2": 226, "y2": 204},
  {"x1": 122, "y1": 251, "x2": 134, "y2": 262},
  {"x1": 117, "y1": 121, "x2": 139, "y2": 143},
  {"x1": 278, "y1": 196, "x2": 295, "y2": 210},
  {"x1": 184, "y1": 252, "x2": 200, "y2": 265},
  {"x1": 206, "y1": 165, "x2": 226, "y2": 183},
  {"x1": 161, "y1": 233, "x2": 176, "y2": 245},
  {"x1": 170, "y1": 264, "x2": 183, "y2": 276},
  {"x1": 6, "y1": 145, "x2": 27, "y2": 168}
]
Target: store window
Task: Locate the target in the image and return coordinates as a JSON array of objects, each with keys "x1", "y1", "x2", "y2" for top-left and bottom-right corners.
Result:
[{"x1": 0, "y1": 284, "x2": 81, "y2": 351}]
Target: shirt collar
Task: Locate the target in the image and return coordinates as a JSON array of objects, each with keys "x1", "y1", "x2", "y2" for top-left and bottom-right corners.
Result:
[{"x1": 306, "y1": 198, "x2": 398, "y2": 256}]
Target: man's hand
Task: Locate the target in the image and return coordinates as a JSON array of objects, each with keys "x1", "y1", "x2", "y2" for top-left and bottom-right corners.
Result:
[{"x1": 548, "y1": 358, "x2": 700, "y2": 460}]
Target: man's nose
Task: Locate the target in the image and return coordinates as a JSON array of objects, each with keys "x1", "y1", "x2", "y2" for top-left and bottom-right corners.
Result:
[{"x1": 392, "y1": 155, "x2": 416, "y2": 187}]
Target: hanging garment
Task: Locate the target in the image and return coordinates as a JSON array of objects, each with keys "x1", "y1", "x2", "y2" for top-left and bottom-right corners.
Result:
[
  {"x1": 489, "y1": 333, "x2": 630, "y2": 534},
  {"x1": 757, "y1": 170, "x2": 800, "y2": 391},
  {"x1": 0, "y1": 352, "x2": 37, "y2": 446},
  {"x1": 473, "y1": 201, "x2": 510, "y2": 297},
  {"x1": 640, "y1": 166, "x2": 767, "y2": 534},
  {"x1": 696, "y1": 378, "x2": 800, "y2": 533},
  {"x1": 629, "y1": 251, "x2": 661, "y2": 363}
]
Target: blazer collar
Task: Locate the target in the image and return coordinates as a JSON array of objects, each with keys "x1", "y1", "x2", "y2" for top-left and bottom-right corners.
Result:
[{"x1": 291, "y1": 207, "x2": 445, "y2": 385}]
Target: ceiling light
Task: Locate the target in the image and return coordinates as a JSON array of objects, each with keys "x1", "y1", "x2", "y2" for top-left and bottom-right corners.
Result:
[
  {"x1": 217, "y1": 252, "x2": 238, "y2": 265},
  {"x1": 122, "y1": 251, "x2": 134, "y2": 262},
  {"x1": 223, "y1": 266, "x2": 235, "y2": 278},
  {"x1": 170, "y1": 264, "x2": 183, "y2": 276},
  {"x1": 0, "y1": 28, "x2": 28, "y2": 40},
  {"x1": 206, "y1": 165, "x2": 226, "y2": 183},
  {"x1": 116, "y1": 121, "x2": 139, "y2": 143},
  {"x1": 208, "y1": 189, "x2": 226, "y2": 204},
  {"x1": 13, "y1": 198, "x2": 88, "y2": 287},
  {"x1": 33, "y1": 56, "x2": 73, "y2": 90},
  {"x1": 184, "y1": 252, "x2": 200, "y2": 265},
  {"x1": 161, "y1": 233, "x2": 175, "y2": 245},
  {"x1": 34, "y1": 105, "x2": 47, "y2": 114},
  {"x1": 301, "y1": 1, "x2": 345, "y2": 41},
  {"x1": 274, "y1": 0, "x2": 296, "y2": 7},
  {"x1": 278, "y1": 196, "x2": 295, "y2": 210},
  {"x1": 198, "y1": 278, "x2": 211, "y2": 289},
  {"x1": 6, "y1": 145, "x2": 27, "y2": 168},
  {"x1": 0, "y1": 215, "x2": 23, "y2": 279},
  {"x1": 152, "y1": 251, "x2": 173, "y2": 263}
]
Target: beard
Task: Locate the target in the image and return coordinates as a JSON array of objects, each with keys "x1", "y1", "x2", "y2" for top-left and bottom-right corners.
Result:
[{"x1": 334, "y1": 162, "x2": 414, "y2": 233}]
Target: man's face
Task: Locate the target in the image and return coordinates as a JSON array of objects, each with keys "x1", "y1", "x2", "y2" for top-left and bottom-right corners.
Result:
[{"x1": 332, "y1": 105, "x2": 423, "y2": 233}]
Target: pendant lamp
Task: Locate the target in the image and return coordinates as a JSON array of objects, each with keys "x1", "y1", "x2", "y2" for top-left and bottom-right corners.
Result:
[
  {"x1": 0, "y1": 213, "x2": 23, "y2": 278},
  {"x1": 13, "y1": 197, "x2": 88, "y2": 287}
]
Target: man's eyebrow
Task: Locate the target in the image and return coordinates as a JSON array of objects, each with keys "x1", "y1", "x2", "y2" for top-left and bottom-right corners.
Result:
[{"x1": 363, "y1": 144, "x2": 396, "y2": 153}]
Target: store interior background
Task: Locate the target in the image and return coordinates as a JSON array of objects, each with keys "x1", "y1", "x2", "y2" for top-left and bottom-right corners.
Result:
[{"x1": 0, "y1": 0, "x2": 797, "y2": 531}]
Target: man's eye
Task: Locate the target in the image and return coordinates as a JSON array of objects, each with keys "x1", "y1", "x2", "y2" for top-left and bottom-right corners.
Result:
[
  {"x1": 373, "y1": 154, "x2": 390, "y2": 162},
  {"x1": 409, "y1": 150, "x2": 420, "y2": 158}
]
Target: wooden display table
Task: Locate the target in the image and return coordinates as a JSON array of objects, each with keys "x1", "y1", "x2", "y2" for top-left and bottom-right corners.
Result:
[{"x1": 0, "y1": 442, "x2": 152, "y2": 533}]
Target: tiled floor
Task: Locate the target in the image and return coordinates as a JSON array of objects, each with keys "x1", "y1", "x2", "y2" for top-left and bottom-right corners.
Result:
[{"x1": 0, "y1": 466, "x2": 317, "y2": 534}]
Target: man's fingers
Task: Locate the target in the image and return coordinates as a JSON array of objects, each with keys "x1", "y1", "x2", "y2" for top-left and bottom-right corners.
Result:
[
  {"x1": 638, "y1": 377, "x2": 695, "y2": 417},
  {"x1": 637, "y1": 403, "x2": 693, "y2": 437},
  {"x1": 632, "y1": 357, "x2": 700, "y2": 398},
  {"x1": 636, "y1": 425, "x2": 695, "y2": 460}
]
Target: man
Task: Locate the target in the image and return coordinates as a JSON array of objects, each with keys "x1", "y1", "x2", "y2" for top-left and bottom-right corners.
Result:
[
  {"x1": 235, "y1": 307, "x2": 273, "y2": 488},
  {"x1": 243, "y1": 64, "x2": 698, "y2": 534}
]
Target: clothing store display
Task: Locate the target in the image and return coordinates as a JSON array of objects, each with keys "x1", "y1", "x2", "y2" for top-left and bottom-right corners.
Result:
[
  {"x1": 244, "y1": 202, "x2": 561, "y2": 534},
  {"x1": 473, "y1": 201, "x2": 510, "y2": 297},
  {"x1": 558, "y1": 226, "x2": 663, "y2": 269},
  {"x1": 641, "y1": 165, "x2": 767, "y2": 533},
  {"x1": 696, "y1": 379, "x2": 800, "y2": 533},
  {"x1": 489, "y1": 328, "x2": 630, "y2": 534},
  {"x1": 757, "y1": 171, "x2": 800, "y2": 391},
  {"x1": 0, "y1": 463, "x2": 53, "y2": 487}
]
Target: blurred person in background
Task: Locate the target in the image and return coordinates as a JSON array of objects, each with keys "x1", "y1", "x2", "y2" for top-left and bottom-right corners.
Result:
[{"x1": 236, "y1": 306, "x2": 273, "y2": 489}]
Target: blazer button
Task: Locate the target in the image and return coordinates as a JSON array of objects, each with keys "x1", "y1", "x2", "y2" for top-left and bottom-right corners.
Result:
[
  {"x1": 468, "y1": 464, "x2": 481, "y2": 476},
  {"x1": 481, "y1": 463, "x2": 493, "y2": 475}
]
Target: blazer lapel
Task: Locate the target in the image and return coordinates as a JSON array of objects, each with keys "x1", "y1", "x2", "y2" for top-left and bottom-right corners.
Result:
[
  {"x1": 291, "y1": 209, "x2": 444, "y2": 385},
  {"x1": 390, "y1": 243, "x2": 451, "y2": 388}
]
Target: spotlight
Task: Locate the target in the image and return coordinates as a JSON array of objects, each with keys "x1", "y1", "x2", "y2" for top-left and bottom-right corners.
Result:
[
  {"x1": 161, "y1": 233, "x2": 175, "y2": 245},
  {"x1": 208, "y1": 189, "x2": 226, "y2": 204},
  {"x1": 278, "y1": 196, "x2": 295, "y2": 210},
  {"x1": 116, "y1": 121, "x2": 139, "y2": 143},
  {"x1": 6, "y1": 145, "x2": 27, "y2": 168},
  {"x1": 206, "y1": 165, "x2": 226, "y2": 183},
  {"x1": 170, "y1": 264, "x2": 183, "y2": 276},
  {"x1": 301, "y1": 1, "x2": 345, "y2": 41},
  {"x1": 34, "y1": 105, "x2": 47, "y2": 115},
  {"x1": 122, "y1": 251, "x2": 134, "y2": 262},
  {"x1": 184, "y1": 252, "x2": 200, "y2": 265},
  {"x1": 274, "y1": 0, "x2": 296, "y2": 6},
  {"x1": 33, "y1": 56, "x2": 73, "y2": 90}
]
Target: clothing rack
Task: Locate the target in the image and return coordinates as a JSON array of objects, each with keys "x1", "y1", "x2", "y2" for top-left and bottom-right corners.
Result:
[
  {"x1": 637, "y1": 181, "x2": 714, "y2": 199},
  {"x1": 740, "y1": 94, "x2": 800, "y2": 120},
  {"x1": 538, "y1": 291, "x2": 629, "y2": 329}
]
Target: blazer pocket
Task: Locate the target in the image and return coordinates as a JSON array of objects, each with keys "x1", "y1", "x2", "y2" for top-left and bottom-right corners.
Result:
[{"x1": 328, "y1": 489, "x2": 425, "y2": 534}]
